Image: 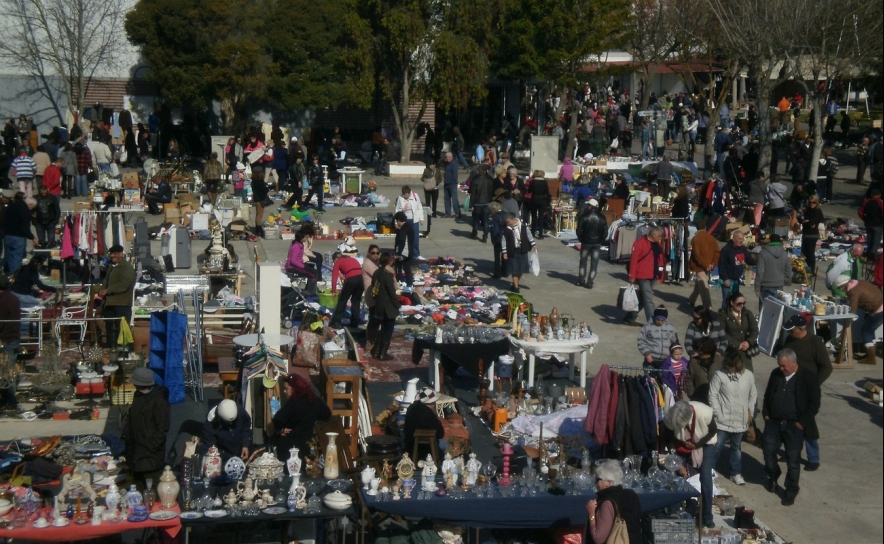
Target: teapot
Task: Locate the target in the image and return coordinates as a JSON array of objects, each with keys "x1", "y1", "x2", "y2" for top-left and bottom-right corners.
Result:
[
  {"x1": 237, "y1": 476, "x2": 259, "y2": 502},
  {"x1": 360, "y1": 467, "x2": 376, "y2": 490},
  {"x1": 223, "y1": 489, "x2": 238, "y2": 508}
]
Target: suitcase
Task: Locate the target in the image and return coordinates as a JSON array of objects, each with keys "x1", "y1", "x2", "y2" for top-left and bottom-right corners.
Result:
[{"x1": 161, "y1": 226, "x2": 192, "y2": 269}]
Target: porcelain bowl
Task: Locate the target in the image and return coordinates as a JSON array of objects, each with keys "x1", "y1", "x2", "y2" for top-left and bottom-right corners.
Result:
[{"x1": 322, "y1": 490, "x2": 352, "y2": 510}]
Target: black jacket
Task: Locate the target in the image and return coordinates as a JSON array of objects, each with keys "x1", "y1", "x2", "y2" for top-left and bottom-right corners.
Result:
[
  {"x1": 272, "y1": 394, "x2": 331, "y2": 459},
  {"x1": 613, "y1": 181, "x2": 630, "y2": 201},
  {"x1": 152, "y1": 180, "x2": 172, "y2": 203},
  {"x1": 529, "y1": 178, "x2": 550, "y2": 208},
  {"x1": 576, "y1": 209, "x2": 608, "y2": 245},
  {"x1": 370, "y1": 267, "x2": 401, "y2": 320},
  {"x1": 199, "y1": 410, "x2": 253, "y2": 462},
  {"x1": 34, "y1": 195, "x2": 60, "y2": 227},
  {"x1": 762, "y1": 366, "x2": 821, "y2": 440},
  {"x1": 123, "y1": 385, "x2": 170, "y2": 473},
  {"x1": 308, "y1": 164, "x2": 324, "y2": 187},
  {"x1": 3, "y1": 199, "x2": 34, "y2": 239},
  {"x1": 469, "y1": 174, "x2": 493, "y2": 205}
]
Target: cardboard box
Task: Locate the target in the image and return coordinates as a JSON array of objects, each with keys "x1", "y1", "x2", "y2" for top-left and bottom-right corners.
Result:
[
  {"x1": 74, "y1": 201, "x2": 92, "y2": 212},
  {"x1": 191, "y1": 213, "x2": 210, "y2": 231},
  {"x1": 122, "y1": 172, "x2": 139, "y2": 188},
  {"x1": 164, "y1": 208, "x2": 181, "y2": 222},
  {"x1": 125, "y1": 226, "x2": 134, "y2": 241}
]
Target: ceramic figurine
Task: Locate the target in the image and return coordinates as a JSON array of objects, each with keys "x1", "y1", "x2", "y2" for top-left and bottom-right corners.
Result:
[
  {"x1": 419, "y1": 454, "x2": 437, "y2": 490},
  {"x1": 202, "y1": 446, "x2": 223, "y2": 479},
  {"x1": 380, "y1": 459, "x2": 393, "y2": 488},
  {"x1": 465, "y1": 453, "x2": 481, "y2": 487},
  {"x1": 396, "y1": 454, "x2": 416, "y2": 480},
  {"x1": 441, "y1": 452, "x2": 457, "y2": 476}
]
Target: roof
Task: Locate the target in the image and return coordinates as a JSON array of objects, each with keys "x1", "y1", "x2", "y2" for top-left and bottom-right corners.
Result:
[{"x1": 581, "y1": 60, "x2": 726, "y2": 74}]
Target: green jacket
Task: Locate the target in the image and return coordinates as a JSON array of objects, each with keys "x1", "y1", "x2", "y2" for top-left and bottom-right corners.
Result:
[{"x1": 102, "y1": 259, "x2": 136, "y2": 307}]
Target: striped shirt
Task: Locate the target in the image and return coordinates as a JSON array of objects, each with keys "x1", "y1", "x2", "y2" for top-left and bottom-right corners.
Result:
[{"x1": 11, "y1": 155, "x2": 36, "y2": 179}]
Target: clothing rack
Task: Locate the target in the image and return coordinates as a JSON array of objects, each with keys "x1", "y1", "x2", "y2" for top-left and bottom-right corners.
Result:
[{"x1": 606, "y1": 365, "x2": 678, "y2": 373}]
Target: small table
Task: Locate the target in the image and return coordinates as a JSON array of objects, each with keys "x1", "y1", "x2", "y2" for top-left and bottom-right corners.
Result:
[
  {"x1": 764, "y1": 298, "x2": 858, "y2": 368},
  {"x1": 412, "y1": 337, "x2": 511, "y2": 393},
  {"x1": 508, "y1": 335, "x2": 600, "y2": 389}
]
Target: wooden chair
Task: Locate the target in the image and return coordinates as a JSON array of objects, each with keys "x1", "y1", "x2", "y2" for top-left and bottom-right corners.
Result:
[{"x1": 411, "y1": 429, "x2": 440, "y2": 467}]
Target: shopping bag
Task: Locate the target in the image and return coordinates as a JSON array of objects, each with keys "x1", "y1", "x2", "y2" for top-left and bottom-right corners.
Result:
[
  {"x1": 530, "y1": 248, "x2": 540, "y2": 276},
  {"x1": 619, "y1": 285, "x2": 639, "y2": 313}
]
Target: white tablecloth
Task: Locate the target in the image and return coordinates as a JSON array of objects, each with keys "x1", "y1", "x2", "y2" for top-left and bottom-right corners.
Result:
[{"x1": 507, "y1": 334, "x2": 600, "y2": 388}]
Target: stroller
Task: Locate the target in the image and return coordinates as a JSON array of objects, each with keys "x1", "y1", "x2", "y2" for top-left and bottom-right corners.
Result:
[{"x1": 281, "y1": 281, "x2": 311, "y2": 329}]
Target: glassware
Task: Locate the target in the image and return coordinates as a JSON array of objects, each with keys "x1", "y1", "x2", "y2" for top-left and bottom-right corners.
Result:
[
  {"x1": 144, "y1": 479, "x2": 156, "y2": 510},
  {"x1": 482, "y1": 461, "x2": 497, "y2": 481}
]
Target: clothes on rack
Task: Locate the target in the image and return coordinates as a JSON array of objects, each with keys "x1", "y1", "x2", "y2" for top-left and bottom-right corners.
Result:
[
  {"x1": 585, "y1": 364, "x2": 679, "y2": 459},
  {"x1": 59, "y1": 211, "x2": 128, "y2": 259}
]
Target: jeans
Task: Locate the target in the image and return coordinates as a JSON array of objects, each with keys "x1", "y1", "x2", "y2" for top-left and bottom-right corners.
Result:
[
  {"x1": 98, "y1": 163, "x2": 111, "y2": 173},
  {"x1": 715, "y1": 430, "x2": 744, "y2": 476},
  {"x1": 424, "y1": 189, "x2": 438, "y2": 216},
  {"x1": 625, "y1": 279, "x2": 656, "y2": 323},
  {"x1": 758, "y1": 286, "x2": 781, "y2": 312},
  {"x1": 396, "y1": 258, "x2": 414, "y2": 287},
  {"x1": 471, "y1": 204, "x2": 490, "y2": 238},
  {"x1": 455, "y1": 150, "x2": 469, "y2": 169},
  {"x1": 866, "y1": 226, "x2": 882, "y2": 259},
  {"x1": 804, "y1": 438, "x2": 819, "y2": 464},
  {"x1": 13, "y1": 292, "x2": 43, "y2": 307},
  {"x1": 699, "y1": 443, "x2": 717, "y2": 525},
  {"x1": 862, "y1": 311, "x2": 884, "y2": 346},
  {"x1": 331, "y1": 276, "x2": 364, "y2": 327},
  {"x1": 578, "y1": 244, "x2": 601, "y2": 285},
  {"x1": 642, "y1": 141, "x2": 652, "y2": 159},
  {"x1": 35, "y1": 224, "x2": 56, "y2": 246},
  {"x1": 689, "y1": 270, "x2": 712, "y2": 310},
  {"x1": 443, "y1": 185, "x2": 459, "y2": 216},
  {"x1": 763, "y1": 419, "x2": 803, "y2": 498},
  {"x1": 74, "y1": 174, "x2": 88, "y2": 196},
  {"x1": 4, "y1": 235, "x2": 26, "y2": 274},
  {"x1": 408, "y1": 219, "x2": 421, "y2": 258},
  {"x1": 18, "y1": 178, "x2": 33, "y2": 198}
]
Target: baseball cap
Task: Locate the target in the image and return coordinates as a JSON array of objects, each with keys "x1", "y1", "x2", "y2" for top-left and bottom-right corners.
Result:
[
  {"x1": 782, "y1": 314, "x2": 808, "y2": 331},
  {"x1": 588, "y1": 198, "x2": 599, "y2": 207}
]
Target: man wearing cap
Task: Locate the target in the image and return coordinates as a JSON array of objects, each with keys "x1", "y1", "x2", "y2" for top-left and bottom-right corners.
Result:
[
  {"x1": 613, "y1": 174, "x2": 630, "y2": 201},
  {"x1": 755, "y1": 233, "x2": 792, "y2": 311},
  {"x1": 637, "y1": 305, "x2": 679, "y2": 368},
  {"x1": 122, "y1": 367, "x2": 170, "y2": 487},
  {"x1": 99, "y1": 245, "x2": 136, "y2": 348},
  {"x1": 329, "y1": 249, "x2": 364, "y2": 328},
  {"x1": 404, "y1": 387, "x2": 445, "y2": 460},
  {"x1": 575, "y1": 198, "x2": 607, "y2": 288},
  {"x1": 0, "y1": 276, "x2": 21, "y2": 411},
  {"x1": 199, "y1": 399, "x2": 252, "y2": 462},
  {"x1": 781, "y1": 314, "x2": 832, "y2": 471},
  {"x1": 688, "y1": 219, "x2": 721, "y2": 311},
  {"x1": 833, "y1": 274, "x2": 882, "y2": 366},
  {"x1": 825, "y1": 244, "x2": 864, "y2": 290}
]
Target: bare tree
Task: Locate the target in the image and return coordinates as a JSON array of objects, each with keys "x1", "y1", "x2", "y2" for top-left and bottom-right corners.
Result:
[
  {"x1": 0, "y1": 0, "x2": 127, "y2": 124},
  {"x1": 670, "y1": 1, "x2": 742, "y2": 171},
  {"x1": 624, "y1": 0, "x2": 678, "y2": 109}
]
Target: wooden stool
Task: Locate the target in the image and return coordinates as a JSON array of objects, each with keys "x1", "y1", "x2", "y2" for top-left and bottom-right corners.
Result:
[
  {"x1": 412, "y1": 429, "x2": 440, "y2": 467},
  {"x1": 218, "y1": 357, "x2": 238, "y2": 400}
]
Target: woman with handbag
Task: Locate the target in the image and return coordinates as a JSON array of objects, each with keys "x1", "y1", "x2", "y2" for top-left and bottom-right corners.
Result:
[
  {"x1": 586, "y1": 460, "x2": 643, "y2": 543},
  {"x1": 369, "y1": 252, "x2": 401, "y2": 361},
  {"x1": 717, "y1": 291, "x2": 759, "y2": 372},
  {"x1": 664, "y1": 401, "x2": 719, "y2": 529}
]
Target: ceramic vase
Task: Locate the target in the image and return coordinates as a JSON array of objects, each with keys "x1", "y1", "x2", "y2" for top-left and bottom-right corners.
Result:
[
  {"x1": 202, "y1": 446, "x2": 222, "y2": 479},
  {"x1": 324, "y1": 433, "x2": 340, "y2": 479},
  {"x1": 157, "y1": 465, "x2": 180, "y2": 508},
  {"x1": 105, "y1": 483, "x2": 121, "y2": 513},
  {"x1": 404, "y1": 377, "x2": 419, "y2": 403},
  {"x1": 286, "y1": 448, "x2": 302, "y2": 477}
]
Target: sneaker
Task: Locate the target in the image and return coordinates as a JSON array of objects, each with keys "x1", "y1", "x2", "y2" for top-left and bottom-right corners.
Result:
[
  {"x1": 730, "y1": 474, "x2": 746, "y2": 486},
  {"x1": 805, "y1": 462, "x2": 820, "y2": 471},
  {"x1": 415, "y1": 256, "x2": 427, "y2": 262}
]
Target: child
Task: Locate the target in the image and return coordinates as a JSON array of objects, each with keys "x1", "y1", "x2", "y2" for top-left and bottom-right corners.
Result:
[{"x1": 662, "y1": 343, "x2": 690, "y2": 398}]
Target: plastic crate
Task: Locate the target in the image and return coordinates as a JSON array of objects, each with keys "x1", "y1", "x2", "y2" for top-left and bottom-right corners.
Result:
[
  {"x1": 111, "y1": 383, "x2": 135, "y2": 404},
  {"x1": 652, "y1": 519, "x2": 697, "y2": 533}
]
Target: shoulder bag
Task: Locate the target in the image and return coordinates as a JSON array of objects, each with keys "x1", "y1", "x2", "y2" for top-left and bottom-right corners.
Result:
[{"x1": 604, "y1": 500, "x2": 629, "y2": 544}]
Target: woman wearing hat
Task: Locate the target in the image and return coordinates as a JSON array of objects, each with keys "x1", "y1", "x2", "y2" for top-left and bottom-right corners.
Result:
[
  {"x1": 199, "y1": 399, "x2": 253, "y2": 462},
  {"x1": 330, "y1": 249, "x2": 364, "y2": 328},
  {"x1": 122, "y1": 368, "x2": 170, "y2": 488}
]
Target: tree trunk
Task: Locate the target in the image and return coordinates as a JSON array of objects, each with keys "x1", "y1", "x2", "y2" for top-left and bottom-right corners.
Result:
[
  {"x1": 220, "y1": 96, "x2": 248, "y2": 135},
  {"x1": 753, "y1": 69, "x2": 776, "y2": 173},
  {"x1": 553, "y1": 83, "x2": 567, "y2": 124},
  {"x1": 390, "y1": 75, "x2": 426, "y2": 164},
  {"x1": 808, "y1": 94, "x2": 825, "y2": 182},
  {"x1": 639, "y1": 74, "x2": 651, "y2": 110},
  {"x1": 564, "y1": 105, "x2": 580, "y2": 160}
]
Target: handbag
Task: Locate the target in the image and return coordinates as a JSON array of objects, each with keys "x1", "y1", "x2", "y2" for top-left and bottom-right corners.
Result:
[
  {"x1": 746, "y1": 344, "x2": 760, "y2": 357},
  {"x1": 603, "y1": 500, "x2": 629, "y2": 544}
]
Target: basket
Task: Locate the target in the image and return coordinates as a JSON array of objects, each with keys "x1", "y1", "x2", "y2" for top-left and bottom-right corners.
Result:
[
  {"x1": 111, "y1": 383, "x2": 135, "y2": 404},
  {"x1": 318, "y1": 289, "x2": 339, "y2": 309}
]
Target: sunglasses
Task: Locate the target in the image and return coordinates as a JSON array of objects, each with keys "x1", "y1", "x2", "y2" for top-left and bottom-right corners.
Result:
[{"x1": 734, "y1": 301, "x2": 745, "y2": 307}]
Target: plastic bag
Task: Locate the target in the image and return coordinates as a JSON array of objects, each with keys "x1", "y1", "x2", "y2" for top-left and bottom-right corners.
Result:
[
  {"x1": 620, "y1": 284, "x2": 639, "y2": 312},
  {"x1": 530, "y1": 248, "x2": 540, "y2": 276}
]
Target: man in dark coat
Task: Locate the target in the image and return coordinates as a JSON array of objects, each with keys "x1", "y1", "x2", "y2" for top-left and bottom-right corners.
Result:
[
  {"x1": 575, "y1": 198, "x2": 607, "y2": 288},
  {"x1": 762, "y1": 348, "x2": 821, "y2": 506},
  {"x1": 199, "y1": 399, "x2": 253, "y2": 462},
  {"x1": 122, "y1": 368, "x2": 170, "y2": 489}
]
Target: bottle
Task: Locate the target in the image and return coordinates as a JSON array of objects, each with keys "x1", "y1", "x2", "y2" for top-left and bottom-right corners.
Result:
[
  {"x1": 144, "y1": 479, "x2": 156, "y2": 510},
  {"x1": 270, "y1": 396, "x2": 280, "y2": 419}
]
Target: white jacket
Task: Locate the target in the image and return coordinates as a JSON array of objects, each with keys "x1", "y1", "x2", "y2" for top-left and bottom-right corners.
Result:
[
  {"x1": 395, "y1": 192, "x2": 424, "y2": 223},
  {"x1": 709, "y1": 369, "x2": 758, "y2": 432}
]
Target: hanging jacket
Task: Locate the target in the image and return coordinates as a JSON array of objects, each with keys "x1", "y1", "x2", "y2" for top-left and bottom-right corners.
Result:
[
  {"x1": 636, "y1": 379, "x2": 658, "y2": 452},
  {"x1": 606, "y1": 372, "x2": 620, "y2": 445},
  {"x1": 612, "y1": 377, "x2": 628, "y2": 454},
  {"x1": 584, "y1": 364, "x2": 612, "y2": 444}
]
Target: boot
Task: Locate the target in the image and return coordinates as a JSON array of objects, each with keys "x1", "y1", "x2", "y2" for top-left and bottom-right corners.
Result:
[
  {"x1": 370, "y1": 338, "x2": 383, "y2": 359},
  {"x1": 365, "y1": 323, "x2": 379, "y2": 349},
  {"x1": 859, "y1": 345, "x2": 878, "y2": 365},
  {"x1": 376, "y1": 339, "x2": 394, "y2": 361}
]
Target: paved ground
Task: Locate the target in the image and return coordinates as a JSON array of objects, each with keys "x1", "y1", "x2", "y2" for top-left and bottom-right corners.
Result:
[{"x1": 3, "y1": 139, "x2": 881, "y2": 543}]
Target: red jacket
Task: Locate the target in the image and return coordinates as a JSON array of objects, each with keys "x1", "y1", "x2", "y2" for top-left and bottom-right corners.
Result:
[
  {"x1": 42, "y1": 164, "x2": 62, "y2": 195},
  {"x1": 628, "y1": 235, "x2": 664, "y2": 282}
]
